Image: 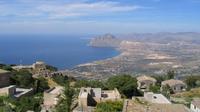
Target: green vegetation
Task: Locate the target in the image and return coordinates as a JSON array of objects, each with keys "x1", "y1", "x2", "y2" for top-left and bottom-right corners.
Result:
[
  {"x1": 55, "y1": 81, "x2": 74, "y2": 112},
  {"x1": 35, "y1": 77, "x2": 50, "y2": 93},
  {"x1": 0, "y1": 67, "x2": 50, "y2": 112},
  {"x1": 0, "y1": 94, "x2": 43, "y2": 112},
  {"x1": 0, "y1": 96, "x2": 12, "y2": 112},
  {"x1": 95, "y1": 101, "x2": 123, "y2": 112},
  {"x1": 166, "y1": 70, "x2": 175, "y2": 79},
  {"x1": 52, "y1": 75, "x2": 68, "y2": 86},
  {"x1": 185, "y1": 75, "x2": 200, "y2": 89},
  {"x1": 75, "y1": 80, "x2": 106, "y2": 89},
  {"x1": 106, "y1": 75, "x2": 141, "y2": 98},
  {"x1": 0, "y1": 64, "x2": 12, "y2": 71},
  {"x1": 46, "y1": 65, "x2": 58, "y2": 71},
  {"x1": 149, "y1": 84, "x2": 160, "y2": 93},
  {"x1": 153, "y1": 70, "x2": 175, "y2": 85},
  {"x1": 11, "y1": 70, "x2": 35, "y2": 88},
  {"x1": 161, "y1": 85, "x2": 172, "y2": 98},
  {"x1": 2, "y1": 65, "x2": 13, "y2": 71},
  {"x1": 10, "y1": 69, "x2": 50, "y2": 93},
  {"x1": 11, "y1": 94, "x2": 43, "y2": 112}
]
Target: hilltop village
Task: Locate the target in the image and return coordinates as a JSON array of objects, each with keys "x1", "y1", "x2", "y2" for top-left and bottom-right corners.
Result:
[
  {"x1": 1, "y1": 60, "x2": 200, "y2": 112},
  {"x1": 1, "y1": 33, "x2": 200, "y2": 112}
]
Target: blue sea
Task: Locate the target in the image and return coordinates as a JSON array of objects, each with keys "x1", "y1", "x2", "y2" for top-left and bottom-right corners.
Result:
[{"x1": 0, "y1": 34, "x2": 119, "y2": 70}]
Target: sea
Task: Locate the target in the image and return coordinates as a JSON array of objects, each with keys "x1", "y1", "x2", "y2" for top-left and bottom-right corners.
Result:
[{"x1": 0, "y1": 34, "x2": 119, "y2": 70}]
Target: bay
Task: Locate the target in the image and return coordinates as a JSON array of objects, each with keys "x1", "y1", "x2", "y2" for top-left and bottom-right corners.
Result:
[{"x1": 0, "y1": 34, "x2": 119, "y2": 70}]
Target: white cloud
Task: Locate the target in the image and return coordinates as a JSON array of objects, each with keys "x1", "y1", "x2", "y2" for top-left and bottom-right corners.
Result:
[{"x1": 0, "y1": 1, "x2": 142, "y2": 19}]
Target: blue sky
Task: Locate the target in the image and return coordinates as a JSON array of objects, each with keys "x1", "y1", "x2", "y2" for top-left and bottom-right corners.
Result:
[{"x1": 0, "y1": 0, "x2": 199, "y2": 34}]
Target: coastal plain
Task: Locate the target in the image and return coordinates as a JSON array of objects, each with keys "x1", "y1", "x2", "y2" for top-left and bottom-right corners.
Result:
[{"x1": 64, "y1": 33, "x2": 200, "y2": 80}]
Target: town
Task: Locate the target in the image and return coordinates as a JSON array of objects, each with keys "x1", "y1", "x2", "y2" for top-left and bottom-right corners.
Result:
[{"x1": 1, "y1": 61, "x2": 200, "y2": 112}]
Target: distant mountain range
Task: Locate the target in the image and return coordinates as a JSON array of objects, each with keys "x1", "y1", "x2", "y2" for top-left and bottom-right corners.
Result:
[{"x1": 117, "y1": 32, "x2": 200, "y2": 44}]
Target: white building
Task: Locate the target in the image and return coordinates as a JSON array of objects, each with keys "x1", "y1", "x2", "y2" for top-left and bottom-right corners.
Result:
[
  {"x1": 191, "y1": 98, "x2": 200, "y2": 112},
  {"x1": 144, "y1": 92, "x2": 171, "y2": 104}
]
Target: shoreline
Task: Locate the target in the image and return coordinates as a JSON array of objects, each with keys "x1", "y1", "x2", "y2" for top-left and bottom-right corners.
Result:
[{"x1": 71, "y1": 46, "x2": 122, "y2": 69}]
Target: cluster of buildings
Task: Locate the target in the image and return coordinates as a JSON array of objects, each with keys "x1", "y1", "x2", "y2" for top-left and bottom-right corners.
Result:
[
  {"x1": 41, "y1": 86, "x2": 121, "y2": 112},
  {"x1": 40, "y1": 75, "x2": 200, "y2": 112},
  {"x1": 1, "y1": 65, "x2": 200, "y2": 112},
  {"x1": 0, "y1": 69, "x2": 33, "y2": 99},
  {"x1": 137, "y1": 75, "x2": 186, "y2": 93},
  {"x1": 135, "y1": 75, "x2": 199, "y2": 112}
]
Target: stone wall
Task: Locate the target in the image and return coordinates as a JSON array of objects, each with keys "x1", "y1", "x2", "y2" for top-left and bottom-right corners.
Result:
[{"x1": 0, "y1": 72, "x2": 11, "y2": 88}]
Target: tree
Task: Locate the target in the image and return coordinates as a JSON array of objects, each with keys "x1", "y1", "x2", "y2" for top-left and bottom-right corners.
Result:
[
  {"x1": 149, "y1": 84, "x2": 160, "y2": 93},
  {"x1": 11, "y1": 94, "x2": 43, "y2": 112},
  {"x1": 153, "y1": 75, "x2": 165, "y2": 85},
  {"x1": 11, "y1": 70, "x2": 34, "y2": 88},
  {"x1": 185, "y1": 76, "x2": 200, "y2": 88},
  {"x1": 106, "y1": 75, "x2": 141, "y2": 98},
  {"x1": 166, "y1": 70, "x2": 175, "y2": 80},
  {"x1": 56, "y1": 81, "x2": 74, "y2": 112},
  {"x1": 161, "y1": 85, "x2": 172, "y2": 98},
  {"x1": 52, "y1": 75, "x2": 68, "y2": 86},
  {"x1": 74, "y1": 80, "x2": 106, "y2": 89},
  {"x1": 0, "y1": 94, "x2": 43, "y2": 112},
  {"x1": 35, "y1": 77, "x2": 50, "y2": 93},
  {"x1": 95, "y1": 101, "x2": 123, "y2": 112}
]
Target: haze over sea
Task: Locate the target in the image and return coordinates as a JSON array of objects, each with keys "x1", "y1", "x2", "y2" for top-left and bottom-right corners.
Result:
[{"x1": 0, "y1": 35, "x2": 119, "y2": 70}]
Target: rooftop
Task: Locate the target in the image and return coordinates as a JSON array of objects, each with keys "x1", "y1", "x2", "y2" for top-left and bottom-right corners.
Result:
[
  {"x1": 162, "y1": 79, "x2": 186, "y2": 87},
  {"x1": 144, "y1": 92, "x2": 171, "y2": 104},
  {"x1": 137, "y1": 75, "x2": 156, "y2": 82}
]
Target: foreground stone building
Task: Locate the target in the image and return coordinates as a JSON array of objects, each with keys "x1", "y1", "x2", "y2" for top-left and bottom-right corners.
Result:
[
  {"x1": 0, "y1": 69, "x2": 33, "y2": 99},
  {"x1": 137, "y1": 75, "x2": 157, "y2": 91},
  {"x1": 74, "y1": 87, "x2": 121, "y2": 112},
  {"x1": 161, "y1": 79, "x2": 186, "y2": 93}
]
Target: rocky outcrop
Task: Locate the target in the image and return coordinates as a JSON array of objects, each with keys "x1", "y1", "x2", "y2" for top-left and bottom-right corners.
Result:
[{"x1": 89, "y1": 34, "x2": 121, "y2": 47}]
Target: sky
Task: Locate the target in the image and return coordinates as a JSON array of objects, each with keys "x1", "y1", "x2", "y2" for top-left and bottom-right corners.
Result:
[{"x1": 0, "y1": 0, "x2": 199, "y2": 34}]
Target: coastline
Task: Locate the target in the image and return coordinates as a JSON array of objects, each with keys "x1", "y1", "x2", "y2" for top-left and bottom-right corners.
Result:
[{"x1": 0, "y1": 36, "x2": 119, "y2": 70}]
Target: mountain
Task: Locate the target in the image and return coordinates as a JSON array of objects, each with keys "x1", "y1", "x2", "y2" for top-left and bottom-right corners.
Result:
[{"x1": 89, "y1": 34, "x2": 121, "y2": 47}]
